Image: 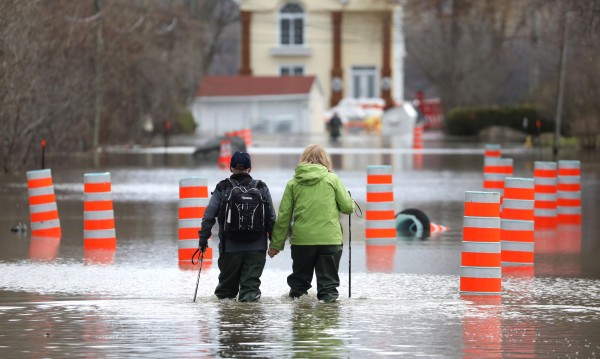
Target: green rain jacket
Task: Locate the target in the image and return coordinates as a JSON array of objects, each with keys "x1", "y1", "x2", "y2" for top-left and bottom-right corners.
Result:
[{"x1": 270, "y1": 163, "x2": 354, "y2": 250}]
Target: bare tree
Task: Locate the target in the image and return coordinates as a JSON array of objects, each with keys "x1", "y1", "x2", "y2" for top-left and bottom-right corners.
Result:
[
  {"x1": 404, "y1": 0, "x2": 529, "y2": 109},
  {"x1": 0, "y1": 0, "x2": 239, "y2": 173}
]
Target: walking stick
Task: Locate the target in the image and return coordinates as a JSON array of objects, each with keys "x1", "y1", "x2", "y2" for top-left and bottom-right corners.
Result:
[
  {"x1": 347, "y1": 192, "x2": 362, "y2": 299},
  {"x1": 192, "y1": 231, "x2": 206, "y2": 302},
  {"x1": 349, "y1": 193, "x2": 352, "y2": 298},
  {"x1": 192, "y1": 249, "x2": 205, "y2": 302}
]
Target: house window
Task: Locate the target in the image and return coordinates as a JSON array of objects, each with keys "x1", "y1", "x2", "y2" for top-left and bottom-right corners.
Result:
[
  {"x1": 351, "y1": 66, "x2": 378, "y2": 98},
  {"x1": 279, "y1": 65, "x2": 304, "y2": 76},
  {"x1": 279, "y1": 3, "x2": 304, "y2": 46}
]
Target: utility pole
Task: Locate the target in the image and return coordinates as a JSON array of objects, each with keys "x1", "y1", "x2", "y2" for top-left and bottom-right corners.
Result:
[
  {"x1": 553, "y1": 11, "x2": 572, "y2": 158},
  {"x1": 92, "y1": 0, "x2": 103, "y2": 151}
]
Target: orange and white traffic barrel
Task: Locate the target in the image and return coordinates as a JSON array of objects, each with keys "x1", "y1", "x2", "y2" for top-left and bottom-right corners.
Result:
[
  {"x1": 484, "y1": 144, "x2": 501, "y2": 158},
  {"x1": 534, "y1": 161, "x2": 557, "y2": 229},
  {"x1": 413, "y1": 123, "x2": 423, "y2": 149},
  {"x1": 83, "y1": 172, "x2": 116, "y2": 250},
  {"x1": 218, "y1": 139, "x2": 232, "y2": 169},
  {"x1": 26, "y1": 169, "x2": 61, "y2": 237},
  {"x1": 501, "y1": 178, "x2": 534, "y2": 268},
  {"x1": 366, "y1": 165, "x2": 396, "y2": 272},
  {"x1": 483, "y1": 157, "x2": 513, "y2": 197},
  {"x1": 500, "y1": 219, "x2": 534, "y2": 266},
  {"x1": 557, "y1": 160, "x2": 581, "y2": 225},
  {"x1": 501, "y1": 177, "x2": 534, "y2": 221},
  {"x1": 460, "y1": 191, "x2": 502, "y2": 295},
  {"x1": 179, "y1": 177, "x2": 212, "y2": 268},
  {"x1": 241, "y1": 128, "x2": 253, "y2": 147}
]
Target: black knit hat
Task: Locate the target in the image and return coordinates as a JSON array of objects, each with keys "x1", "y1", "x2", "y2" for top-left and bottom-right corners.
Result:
[{"x1": 230, "y1": 151, "x2": 251, "y2": 169}]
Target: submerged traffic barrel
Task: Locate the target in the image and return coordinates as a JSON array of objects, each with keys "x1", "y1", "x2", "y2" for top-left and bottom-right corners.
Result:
[
  {"x1": 366, "y1": 165, "x2": 396, "y2": 272},
  {"x1": 366, "y1": 165, "x2": 396, "y2": 242},
  {"x1": 178, "y1": 177, "x2": 211, "y2": 268},
  {"x1": 557, "y1": 160, "x2": 581, "y2": 225},
  {"x1": 483, "y1": 157, "x2": 513, "y2": 198},
  {"x1": 534, "y1": 161, "x2": 557, "y2": 229},
  {"x1": 502, "y1": 177, "x2": 534, "y2": 220},
  {"x1": 460, "y1": 191, "x2": 501, "y2": 295},
  {"x1": 484, "y1": 144, "x2": 501, "y2": 158},
  {"x1": 83, "y1": 172, "x2": 116, "y2": 250},
  {"x1": 218, "y1": 139, "x2": 232, "y2": 169},
  {"x1": 26, "y1": 169, "x2": 61, "y2": 237},
  {"x1": 500, "y1": 178, "x2": 535, "y2": 268}
]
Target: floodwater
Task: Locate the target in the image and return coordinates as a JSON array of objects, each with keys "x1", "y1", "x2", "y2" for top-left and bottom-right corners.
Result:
[{"x1": 1, "y1": 133, "x2": 600, "y2": 358}]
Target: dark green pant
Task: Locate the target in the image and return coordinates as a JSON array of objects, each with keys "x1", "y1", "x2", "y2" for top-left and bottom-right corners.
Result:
[
  {"x1": 215, "y1": 250, "x2": 266, "y2": 302},
  {"x1": 288, "y1": 245, "x2": 343, "y2": 303}
]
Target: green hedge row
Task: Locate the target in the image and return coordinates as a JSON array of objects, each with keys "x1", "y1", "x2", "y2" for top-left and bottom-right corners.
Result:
[{"x1": 445, "y1": 104, "x2": 554, "y2": 136}]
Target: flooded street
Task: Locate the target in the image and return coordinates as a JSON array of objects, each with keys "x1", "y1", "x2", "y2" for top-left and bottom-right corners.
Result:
[{"x1": 1, "y1": 134, "x2": 600, "y2": 357}]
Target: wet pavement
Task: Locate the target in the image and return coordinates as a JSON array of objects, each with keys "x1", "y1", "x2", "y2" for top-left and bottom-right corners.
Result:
[{"x1": 1, "y1": 133, "x2": 599, "y2": 357}]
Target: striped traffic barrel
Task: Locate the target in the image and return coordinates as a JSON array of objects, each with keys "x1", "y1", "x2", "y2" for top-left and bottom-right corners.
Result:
[
  {"x1": 501, "y1": 178, "x2": 534, "y2": 221},
  {"x1": 460, "y1": 191, "x2": 502, "y2": 295},
  {"x1": 366, "y1": 165, "x2": 396, "y2": 272},
  {"x1": 484, "y1": 144, "x2": 501, "y2": 158},
  {"x1": 534, "y1": 161, "x2": 557, "y2": 229},
  {"x1": 413, "y1": 123, "x2": 423, "y2": 149},
  {"x1": 83, "y1": 173, "x2": 116, "y2": 250},
  {"x1": 26, "y1": 169, "x2": 61, "y2": 237},
  {"x1": 483, "y1": 157, "x2": 513, "y2": 197},
  {"x1": 557, "y1": 160, "x2": 581, "y2": 224},
  {"x1": 179, "y1": 177, "x2": 212, "y2": 267},
  {"x1": 500, "y1": 219, "x2": 534, "y2": 266},
  {"x1": 500, "y1": 178, "x2": 534, "y2": 268},
  {"x1": 241, "y1": 128, "x2": 253, "y2": 147},
  {"x1": 218, "y1": 139, "x2": 232, "y2": 169}
]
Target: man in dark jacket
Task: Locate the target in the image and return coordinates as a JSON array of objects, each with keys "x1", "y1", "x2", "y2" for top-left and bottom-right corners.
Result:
[{"x1": 199, "y1": 151, "x2": 276, "y2": 302}]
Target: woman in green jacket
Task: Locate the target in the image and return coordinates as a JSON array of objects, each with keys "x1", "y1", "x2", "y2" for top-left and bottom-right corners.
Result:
[{"x1": 268, "y1": 144, "x2": 354, "y2": 302}]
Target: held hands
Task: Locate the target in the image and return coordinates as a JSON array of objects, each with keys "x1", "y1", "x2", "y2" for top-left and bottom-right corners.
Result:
[
  {"x1": 267, "y1": 248, "x2": 280, "y2": 258},
  {"x1": 199, "y1": 237, "x2": 208, "y2": 253}
]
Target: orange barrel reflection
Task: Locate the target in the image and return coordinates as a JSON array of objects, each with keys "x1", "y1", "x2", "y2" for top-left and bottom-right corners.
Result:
[
  {"x1": 366, "y1": 165, "x2": 396, "y2": 272},
  {"x1": 179, "y1": 177, "x2": 212, "y2": 269},
  {"x1": 557, "y1": 160, "x2": 581, "y2": 225},
  {"x1": 83, "y1": 173, "x2": 116, "y2": 250},
  {"x1": 462, "y1": 295, "x2": 503, "y2": 358},
  {"x1": 29, "y1": 235, "x2": 61, "y2": 261},
  {"x1": 26, "y1": 169, "x2": 61, "y2": 237},
  {"x1": 460, "y1": 191, "x2": 502, "y2": 295},
  {"x1": 534, "y1": 161, "x2": 557, "y2": 229}
]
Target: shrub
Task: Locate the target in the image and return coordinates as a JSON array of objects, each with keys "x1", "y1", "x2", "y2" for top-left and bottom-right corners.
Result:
[
  {"x1": 174, "y1": 108, "x2": 197, "y2": 134},
  {"x1": 445, "y1": 104, "x2": 553, "y2": 136}
]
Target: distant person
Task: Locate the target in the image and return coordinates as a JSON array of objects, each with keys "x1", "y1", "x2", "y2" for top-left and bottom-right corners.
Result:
[
  {"x1": 327, "y1": 113, "x2": 343, "y2": 143},
  {"x1": 268, "y1": 144, "x2": 354, "y2": 303},
  {"x1": 199, "y1": 151, "x2": 276, "y2": 302}
]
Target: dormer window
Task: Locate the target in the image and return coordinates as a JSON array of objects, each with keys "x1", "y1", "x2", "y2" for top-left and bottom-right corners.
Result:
[{"x1": 279, "y1": 3, "x2": 304, "y2": 46}]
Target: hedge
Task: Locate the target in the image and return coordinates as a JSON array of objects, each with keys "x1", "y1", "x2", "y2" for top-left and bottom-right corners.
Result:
[{"x1": 445, "y1": 104, "x2": 554, "y2": 136}]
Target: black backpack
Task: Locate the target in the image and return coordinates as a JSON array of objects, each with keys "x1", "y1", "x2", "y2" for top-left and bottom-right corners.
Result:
[{"x1": 220, "y1": 178, "x2": 266, "y2": 241}]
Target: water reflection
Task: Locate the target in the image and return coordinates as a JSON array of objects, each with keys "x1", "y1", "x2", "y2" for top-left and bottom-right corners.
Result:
[
  {"x1": 216, "y1": 301, "x2": 271, "y2": 357},
  {"x1": 29, "y1": 236, "x2": 61, "y2": 261},
  {"x1": 1, "y1": 141, "x2": 600, "y2": 357},
  {"x1": 290, "y1": 301, "x2": 345, "y2": 357},
  {"x1": 462, "y1": 295, "x2": 503, "y2": 359}
]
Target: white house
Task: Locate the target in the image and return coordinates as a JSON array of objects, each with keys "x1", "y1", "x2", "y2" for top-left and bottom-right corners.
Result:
[{"x1": 191, "y1": 75, "x2": 326, "y2": 135}]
